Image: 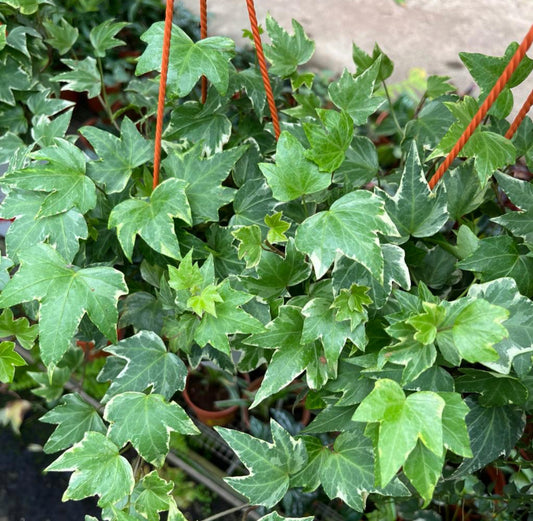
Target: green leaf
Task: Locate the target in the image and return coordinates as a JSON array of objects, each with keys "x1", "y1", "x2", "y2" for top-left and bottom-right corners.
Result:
[
  {"x1": 406, "y1": 302, "x2": 446, "y2": 345},
  {"x1": 166, "y1": 91, "x2": 232, "y2": 155},
  {"x1": 187, "y1": 284, "x2": 223, "y2": 317},
  {"x1": 1, "y1": 0, "x2": 39, "y2": 14},
  {"x1": 455, "y1": 369, "x2": 528, "y2": 407},
  {"x1": 90, "y1": 20, "x2": 128, "y2": 57},
  {"x1": 454, "y1": 400, "x2": 525, "y2": 476},
  {"x1": 264, "y1": 15, "x2": 314, "y2": 77},
  {"x1": 468, "y1": 278, "x2": 533, "y2": 375},
  {"x1": 335, "y1": 136, "x2": 379, "y2": 188},
  {"x1": 257, "y1": 514, "x2": 313, "y2": 521},
  {"x1": 134, "y1": 472, "x2": 175, "y2": 521},
  {"x1": 216, "y1": 419, "x2": 307, "y2": 508},
  {"x1": 426, "y1": 75, "x2": 455, "y2": 99},
  {"x1": 0, "y1": 57, "x2": 31, "y2": 106},
  {"x1": 259, "y1": 131, "x2": 330, "y2": 202},
  {"x1": 295, "y1": 191, "x2": 398, "y2": 279},
  {"x1": 119, "y1": 292, "x2": 166, "y2": 335},
  {"x1": 303, "y1": 109, "x2": 353, "y2": 172},
  {"x1": 32, "y1": 109, "x2": 74, "y2": 148},
  {"x1": 493, "y1": 172, "x2": 533, "y2": 244},
  {"x1": 0, "y1": 244, "x2": 127, "y2": 367},
  {"x1": 265, "y1": 212, "x2": 290, "y2": 244},
  {"x1": 512, "y1": 116, "x2": 533, "y2": 170},
  {"x1": 40, "y1": 393, "x2": 106, "y2": 453},
  {"x1": 137, "y1": 22, "x2": 234, "y2": 97},
  {"x1": 0, "y1": 341, "x2": 25, "y2": 383},
  {"x1": 168, "y1": 251, "x2": 204, "y2": 293},
  {"x1": 328, "y1": 62, "x2": 385, "y2": 125},
  {"x1": 43, "y1": 18, "x2": 78, "y2": 55},
  {"x1": 0, "y1": 308, "x2": 38, "y2": 350},
  {"x1": 162, "y1": 144, "x2": 244, "y2": 224},
  {"x1": 231, "y1": 179, "x2": 277, "y2": 230},
  {"x1": 0, "y1": 189, "x2": 88, "y2": 263},
  {"x1": 53, "y1": 57, "x2": 101, "y2": 99},
  {"x1": 109, "y1": 178, "x2": 191, "y2": 261},
  {"x1": 436, "y1": 298, "x2": 509, "y2": 365},
  {"x1": 382, "y1": 143, "x2": 448, "y2": 240},
  {"x1": 1, "y1": 138, "x2": 95, "y2": 216},
  {"x1": 46, "y1": 431, "x2": 134, "y2": 506},
  {"x1": 0, "y1": 257, "x2": 13, "y2": 292},
  {"x1": 232, "y1": 225, "x2": 263, "y2": 268},
  {"x1": 458, "y1": 235, "x2": 533, "y2": 296},
  {"x1": 81, "y1": 117, "x2": 153, "y2": 194},
  {"x1": 194, "y1": 280, "x2": 264, "y2": 355},
  {"x1": 332, "y1": 284, "x2": 372, "y2": 330},
  {"x1": 100, "y1": 331, "x2": 187, "y2": 402},
  {"x1": 438, "y1": 392, "x2": 472, "y2": 457},
  {"x1": 352, "y1": 379, "x2": 445, "y2": 487},
  {"x1": 104, "y1": 392, "x2": 198, "y2": 467},
  {"x1": 352, "y1": 42, "x2": 393, "y2": 81},
  {"x1": 460, "y1": 42, "x2": 533, "y2": 119}
]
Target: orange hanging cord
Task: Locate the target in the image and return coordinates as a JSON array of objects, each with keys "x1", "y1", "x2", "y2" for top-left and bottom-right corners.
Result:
[
  {"x1": 152, "y1": 0, "x2": 175, "y2": 189},
  {"x1": 428, "y1": 23, "x2": 533, "y2": 190},
  {"x1": 245, "y1": 0, "x2": 281, "y2": 140},
  {"x1": 505, "y1": 87, "x2": 533, "y2": 139},
  {"x1": 200, "y1": 0, "x2": 208, "y2": 103}
]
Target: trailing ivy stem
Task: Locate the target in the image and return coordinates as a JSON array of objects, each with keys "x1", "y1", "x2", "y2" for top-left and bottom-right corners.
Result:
[
  {"x1": 413, "y1": 92, "x2": 428, "y2": 119},
  {"x1": 96, "y1": 56, "x2": 120, "y2": 131},
  {"x1": 200, "y1": 503, "x2": 250, "y2": 521},
  {"x1": 382, "y1": 80, "x2": 403, "y2": 136},
  {"x1": 263, "y1": 240, "x2": 285, "y2": 257}
]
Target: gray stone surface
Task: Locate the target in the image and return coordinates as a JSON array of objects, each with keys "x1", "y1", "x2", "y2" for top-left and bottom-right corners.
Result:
[{"x1": 178, "y1": 0, "x2": 533, "y2": 115}]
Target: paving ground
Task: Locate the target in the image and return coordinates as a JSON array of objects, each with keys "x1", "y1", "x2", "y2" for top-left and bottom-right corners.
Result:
[{"x1": 179, "y1": 0, "x2": 533, "y2": 114}]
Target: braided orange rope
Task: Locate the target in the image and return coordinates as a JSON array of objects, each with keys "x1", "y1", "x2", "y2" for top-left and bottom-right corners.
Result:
[
  {"x1": 245, "y1": 0, "x2": 281, "y2": 140},
  {"x1": 505, "y1": 87, "x2": 533, "y2": 139},
  {"x1": 152, "y1": 0, "x2": 175, "y2": 189},
  {"x1": 428, "y1": 23, "x2": 533, "y2": 189},
  {"x1": 200, "y1": 0, "x2": 208, "y2": 103}
]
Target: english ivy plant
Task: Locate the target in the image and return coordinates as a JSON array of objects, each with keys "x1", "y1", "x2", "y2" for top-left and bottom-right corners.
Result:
[{"x1": 1, "y1": 2, "x2": 533, "y2": 520}]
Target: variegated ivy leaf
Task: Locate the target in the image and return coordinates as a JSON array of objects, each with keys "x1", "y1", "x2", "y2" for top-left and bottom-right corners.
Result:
[
  {"x1": 0, "y1": 57, "x2": 31, "y2": 106},
  {"x1": 263, "y1": 15, "x2": 315, "y2": 78},
  {"x1": 99, "y1": 331, "x2": 187, "y2": 403},
  {"x1": 104, "y1": 392, "x2": 199, "y2": 467},
  {"x1": 382, "y1": 142, "x2": 448, "y2": 241},
  {"x1": 80, "y1": 117, "x2": 153, "y2": 194},
  {"x1": 1, "y1": 138, "x2": 96, "y2": 217},
  {"x1": 89, "y1": 20, "x2": 128, "y2": 57},
  {"x1": 257, "y1": 514, "x2": 313, "y2": 521},
  {"x1": 216, "y1": 419, "x2": 307, "y2": 508},
  {"x1": 259, "y1": 131, "x2": 330, "y2": 202},
  {"x1": 46, "y1": 431, "x2": 134, "y2": 507},
  {"x1": 52, "y1": 57, "x2": 101, "y2": 98},
  {"x1": 0, "y1": 244, "x2": 127, "y2": 367},
  {"x1": 108, "y1": 178, "x2": 191, "y2": 261},
  {"x1": 295, "y1": 191, "x2": 398, "y2": 280},
  {"x1": 137, "y1": 22, "x2": 235, "y2": 97},
  {"x1": 232, "y1": 225, "x2": 263, "y2": 268},
  {"x1": 264, "y1": 212, "x2": 290, "y2": 244},
  {"x1": 42, "y1": 18, "x2": 78, "y2": 55},
  {"x1": 0, "y1": 341, "x2": 26, "y2": 383},
  {"x1": 0, "y1": 308, "x2": 38, "y2": 350},
  {"x1": 328, "y1": 60, "x2": 385, "y2": 125},
  {"x1": 134, "y1": 471, "x2": 177, "y2": 521}
]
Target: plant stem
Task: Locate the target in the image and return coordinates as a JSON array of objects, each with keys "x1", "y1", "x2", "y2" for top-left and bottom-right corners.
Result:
[
  {"x1": 96, "y1": 56, "x2": 120, "y2": 131},
  {"x1": 200, "y1": 503, "x2": 250, "y2": 521},
  {"x1": 382, "y1": 80, "x2": 403, "y2": 137}
]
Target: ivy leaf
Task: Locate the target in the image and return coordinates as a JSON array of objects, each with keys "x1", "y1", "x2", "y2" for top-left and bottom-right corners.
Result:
[
  {"x1": 168, "y1": 251, "x2": 204, "y2": 293},
  {"x1": 0, "y1": 57, "x2": 31, "y2": 106},
  {"x1": 406, "y1": 302, "x2": 446, "y2": 345},
  {"x1": 216, "y1": 419, "x2": 307, "y2": 508},
  {"x1": 242, "y1": 239, "x2": 312, "y2": 299},
  {"x1": 100, "y1": 331, "x2": 187, "y2": 403},
  {"x1": 1, "y1": 138, "x2": 96, "y2": 216},
  {"x1": 90, "y1": 20, "x2": 128, "y2": 57},
  {"x1": 0, "y1": 190, "x2": 88, "y2": 263},
  {"x1": 264, "y1": 212, "x2": 290, "y2": 244},
  {"x1": 231, "y1": 179, "x2": 277, "y2": 230},
  {"x1": 332, "y1": 284, "x2": 372, "y2": 330},
  {"x1": 458, "y1": 235, "x2": 533, "y2": 296},
  {"x1": 46, "y1": 431, "x2": 134, "y2": 507},
  {"x1": 295, "y1": 191, "x2": 398, "y2": 279},
  {"x1": 352, "y1": 42, "x2": 393, "y2": 81},
  {"x1": 454, "y1": 399, "x2": 525, "y2": 477},
  {"x1": 426, "y1": 75, "x2": 455, "y2": 99},
  {"x1": 187, "y1": 284, "x2": 223, "y2": 317},
  {"x1": 335, "y1": 136, "x2": 379, "y2": 188},
  {"x1": 436, "y1": 298, "x2": 509, "y2": 365},
  {"x1": 109, "y1": 178, "x2": 191, "y2": 261},
  {"x1": 162, "y1": 144, "x2": 244, "y2": 224},
  {"x1": 492, "y1": 172, "x2": 533, "y2": 244},
  {"x1": 0, "y1": 308, "x2": 38, "y2": 349},
  {"x1": 40, "y1": 393, "x2": 106, "y2": 454},
  {"x1": 512, "y1": 116, "x2": 533, "y2": 170},
  {"x1": 53, "y1": 57, "x2": 101, "y2": 98},
  {"x1": 1, "y1": 0, "x2": 39, "y2": 14},
  {"x1": 32, "y1": 109, "x2": 74, "y2": 147},
  {"x1": 80, "y1": 117, "x2": 153, "y2": 194},
  {"x1": 328, "y1": 62, "x2": 385, "y2": 125},
  {"x1": 263, "y1": 15, "x2": 314, "y2": 77},
  {"x1": 137, "y1": 22, "x2": 235, "y2": 97},
  {"x1": 0, "y1": 341, "x2": 26, "y2": 383},
  {"x1": 43, "y1": 18, "x2": 79, "y2": 55},
  {"x1": 166, "y1": 92, "x2": 232, "y2": 156},
  {"x1": 232, "y1": 225, "x2": 263, "y2": 268},
  {"x1": 134, "y1": 472, "x2": 175, "y2": 521},
  {"x1": 193, "y1": 280, "x2": 264, "y2": 355},
  {"x1": 0, "y1": 244, "x2": 127, "y2": 367},
  {"x1": 382, "y1": 142, "x2": 448, "y2": 240},
  {"x1": 259, "y1": 131, "x2": 330, "y2": 202},
  {"x1": 303, "y1": 109, "x2": 353, "y2": 172},
  {"x1": 104, "y1": 392, "x2": 198, "y2": 467},
  {"x1": 352, "y1": 379, "x2": 446, "y2": 487},
  {"x1": 257, "y1": 514, "x2": 313, "y2": 521},
  {"x1": 468, "y1": 278, "x2": 533, "y2": 375},
  {"x1": 438, "y1": 392, "x2": 472, "y2": 458}
]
